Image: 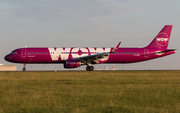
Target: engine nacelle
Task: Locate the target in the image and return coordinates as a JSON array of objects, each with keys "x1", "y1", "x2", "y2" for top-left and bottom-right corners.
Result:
[{"x1": 64, "y1": 59, "x2": 81, "y2": 68}]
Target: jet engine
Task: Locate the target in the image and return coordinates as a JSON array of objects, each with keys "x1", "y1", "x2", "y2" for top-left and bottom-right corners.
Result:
[{"x1": 63, "y1": 59, "x2": 81, "y2": 68}]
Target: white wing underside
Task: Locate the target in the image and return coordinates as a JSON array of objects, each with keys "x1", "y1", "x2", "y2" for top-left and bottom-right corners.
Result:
[{"x1": 75, "y1": 52, "x2": 109, "y2": 64}]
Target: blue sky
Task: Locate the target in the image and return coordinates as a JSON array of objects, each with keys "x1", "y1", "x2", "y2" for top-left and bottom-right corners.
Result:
[{"x1": 0, "y1": 0, "x2": 179, "y2": 70}]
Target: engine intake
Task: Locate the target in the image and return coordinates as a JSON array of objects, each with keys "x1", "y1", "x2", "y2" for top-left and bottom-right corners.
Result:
[{"x1": 64, "y1": 59, "x2": 81, "y2": 68}]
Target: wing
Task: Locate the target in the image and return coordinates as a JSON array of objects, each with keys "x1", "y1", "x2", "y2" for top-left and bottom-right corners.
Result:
[{"x1": 73, "y1": 42, "x2": 121, "y2": 64}]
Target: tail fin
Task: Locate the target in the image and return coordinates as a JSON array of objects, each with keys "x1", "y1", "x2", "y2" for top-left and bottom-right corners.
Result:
[{"x1": 146, "y1": 25, "x2": 173, "y2": 49}]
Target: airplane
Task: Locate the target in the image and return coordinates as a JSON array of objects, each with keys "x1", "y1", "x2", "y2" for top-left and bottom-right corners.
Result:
[{"x1": 4, "y1": 25, "x2": 176, "y2": 71}]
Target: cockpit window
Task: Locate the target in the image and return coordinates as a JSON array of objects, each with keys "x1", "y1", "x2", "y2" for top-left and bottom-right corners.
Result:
[{"x1": 10, "y1": 51, "x2": 17, "y2": 54}]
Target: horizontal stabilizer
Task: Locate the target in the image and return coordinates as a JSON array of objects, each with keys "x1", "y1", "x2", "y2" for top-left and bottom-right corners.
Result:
[{"x1": 143, "y1": 49, "x2": 176, "y2": 56}]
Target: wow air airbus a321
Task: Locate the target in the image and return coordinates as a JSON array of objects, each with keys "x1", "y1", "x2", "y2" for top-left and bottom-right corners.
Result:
[{"x1": 4, "y1": 25, "x2": 176, "y2": 71}]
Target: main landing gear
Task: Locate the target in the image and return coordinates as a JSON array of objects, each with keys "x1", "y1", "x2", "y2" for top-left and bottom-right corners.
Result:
[
  {"x1": 86, "y1": 66, "x2": 94, "y2": 71},
  {"x1": 22, "y1": 63, "x2": 26, "y2": 71}
]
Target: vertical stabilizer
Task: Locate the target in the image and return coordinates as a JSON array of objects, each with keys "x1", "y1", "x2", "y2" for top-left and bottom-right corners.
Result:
[{"x1": 146, "y1": 25, "x2": 173, "y2": 49}]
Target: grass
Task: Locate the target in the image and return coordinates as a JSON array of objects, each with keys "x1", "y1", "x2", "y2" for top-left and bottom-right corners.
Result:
[{"x1": 0, "y1": 71, "x2": 180, "y2": 113}]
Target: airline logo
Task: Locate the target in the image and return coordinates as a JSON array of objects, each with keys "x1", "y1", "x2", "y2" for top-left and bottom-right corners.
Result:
[
  {"x1": 156, "y1": 38, "x2": 168, "y2": 42},
  {"x1": 48, "y1": 47, "x2": 111, "y2": 61},
  {"x1": 156, "y1": 32, "x2": 169, "y2": 46}
]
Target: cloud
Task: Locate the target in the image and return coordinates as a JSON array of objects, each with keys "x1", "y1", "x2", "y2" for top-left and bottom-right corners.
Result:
[{"x1": 0, "y1": 0, "x2": 143, "y2": 23}]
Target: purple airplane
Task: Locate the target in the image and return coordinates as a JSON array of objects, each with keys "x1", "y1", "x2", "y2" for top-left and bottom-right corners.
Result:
[{"x1": 4, "y1": 25, "x2": 176, "y2": 71}]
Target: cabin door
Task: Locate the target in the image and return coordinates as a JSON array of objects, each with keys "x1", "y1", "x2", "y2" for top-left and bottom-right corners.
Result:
[
  {"x1": 22, "y1": 49, "x2": 26, "y2": 58},
  {"x1": 144, "y1": 49, "x2": 149, "y2": 58}
]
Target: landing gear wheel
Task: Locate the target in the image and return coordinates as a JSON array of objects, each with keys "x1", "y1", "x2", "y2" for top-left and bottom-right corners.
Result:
[
  {"x1": 22, "y1": 68, "x2": 26, "y2": 71},
  {"x1": 86, "y1": 67, "x2": 90, "y2": 71},
  {"x1": 89, "y1": 66, "x2": 94, "y2": 71},
  {"x1": 86, "y1": 66, "x2": 94, "y2": 71}
]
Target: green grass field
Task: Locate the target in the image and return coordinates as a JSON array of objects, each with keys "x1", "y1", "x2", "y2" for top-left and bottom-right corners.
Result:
[{"x1": 0, "y1": 71, "x2": 180, "y2": 113}]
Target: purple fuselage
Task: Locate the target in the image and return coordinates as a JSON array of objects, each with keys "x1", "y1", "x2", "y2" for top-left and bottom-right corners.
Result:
[{"x1": 4, "y1": 47, "x2": 175, "y2": 64}]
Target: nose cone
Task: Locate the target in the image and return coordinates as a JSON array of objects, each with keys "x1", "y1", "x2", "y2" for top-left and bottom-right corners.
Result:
[{"x1": 4, "y1": 55, "x2": 10, "y2": 62}]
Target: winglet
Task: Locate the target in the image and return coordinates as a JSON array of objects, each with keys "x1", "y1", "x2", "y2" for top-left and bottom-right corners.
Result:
[{"x1": 110, "y1": 42, "x2": 121, "y2": 53}]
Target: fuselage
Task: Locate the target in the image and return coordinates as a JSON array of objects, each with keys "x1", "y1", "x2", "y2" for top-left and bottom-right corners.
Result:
[{"x1": 4, "y1": 47, "x2": 175, "y2": 64}]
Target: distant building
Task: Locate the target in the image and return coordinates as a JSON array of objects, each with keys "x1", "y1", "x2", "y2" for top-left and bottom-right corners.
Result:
[{"x1": 0, "y1": 64, "x2": 17, "y2": 71}]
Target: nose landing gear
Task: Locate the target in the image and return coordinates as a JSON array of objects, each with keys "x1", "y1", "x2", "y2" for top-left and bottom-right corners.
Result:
[{"x1": 22, "y1": 63, "x2": 26, "y2": 71}]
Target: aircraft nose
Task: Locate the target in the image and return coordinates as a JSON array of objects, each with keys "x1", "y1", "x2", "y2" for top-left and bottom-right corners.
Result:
[{"x1": 4, "y1": 55, "x2": 10, "y2": 61}]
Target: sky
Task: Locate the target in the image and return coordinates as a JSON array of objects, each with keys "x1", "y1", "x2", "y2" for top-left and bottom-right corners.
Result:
[{"x1": 0, "y1": 0, "x2": 179, "y2": 71}]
